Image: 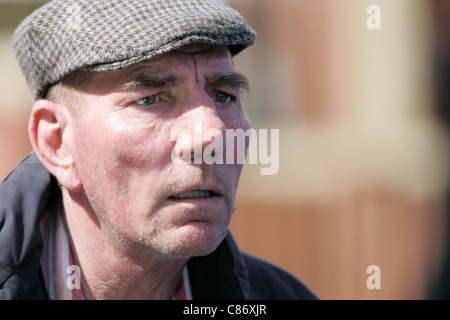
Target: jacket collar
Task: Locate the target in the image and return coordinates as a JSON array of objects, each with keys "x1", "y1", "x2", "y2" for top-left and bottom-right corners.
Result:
[
  {"x1": 188, "y1": 232, "x2": 249, "y2": 299},
  {"x1": 0, "y1": 152, "x2": 51, "y2": 297}
]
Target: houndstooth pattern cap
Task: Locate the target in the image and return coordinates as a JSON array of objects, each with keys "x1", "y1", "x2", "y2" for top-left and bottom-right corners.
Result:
[{"x1": 12, "y1": 0, "x2": 256, "y2": 100}]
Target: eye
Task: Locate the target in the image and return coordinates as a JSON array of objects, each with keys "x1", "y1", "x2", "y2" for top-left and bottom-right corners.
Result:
[
  {"x1": 213, "y1": 92, "x2": 233, "y2": 104},
  {"x1": 135, "y1": 95, "x2": 159, "y2": 106}
]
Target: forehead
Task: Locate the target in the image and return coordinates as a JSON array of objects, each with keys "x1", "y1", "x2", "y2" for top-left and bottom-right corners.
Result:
[{"x1": 91, "y1": 44, "x2": 234, "y2": 92}]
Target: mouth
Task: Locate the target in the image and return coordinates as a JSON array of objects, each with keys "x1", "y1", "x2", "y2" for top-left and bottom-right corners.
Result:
[{"x1": 169, "y1": 189, "x2": 217, "y2": 200}]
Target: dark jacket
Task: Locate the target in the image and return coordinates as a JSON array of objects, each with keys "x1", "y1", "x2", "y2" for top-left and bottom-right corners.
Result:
[{"x1": 0, "y1": 153, "x2": 318, "y2": 300}]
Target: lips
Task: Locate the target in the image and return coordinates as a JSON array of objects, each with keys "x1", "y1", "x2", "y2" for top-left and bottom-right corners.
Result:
[{"x1": 170, "y1": 189, "x2": 217, "y2": 199}]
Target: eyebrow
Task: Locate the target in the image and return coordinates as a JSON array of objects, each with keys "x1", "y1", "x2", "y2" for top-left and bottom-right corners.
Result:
[
  {"x1": 121, "y1": 71, "x2": 250, "y2": 93},
  {"x1": 121, "y1": 74, "x2": 177, "y2": 91},
  {"x1": 207, "y1": 72, "x2": 250, "y2": 94}
]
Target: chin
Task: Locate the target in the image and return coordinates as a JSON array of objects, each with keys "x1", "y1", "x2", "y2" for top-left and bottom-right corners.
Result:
[{"x1": 157, "y1": 223, "x2": 228, "y2": 258}]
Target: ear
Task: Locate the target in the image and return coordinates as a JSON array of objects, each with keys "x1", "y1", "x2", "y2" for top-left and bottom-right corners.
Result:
[{"x1": 29, "y1": 99, "x2": 82, "y2": 192}]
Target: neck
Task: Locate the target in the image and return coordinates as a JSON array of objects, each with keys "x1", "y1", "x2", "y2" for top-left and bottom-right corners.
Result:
[{"x1": 61, "y1": 188, "x2": 188, "y2": 300}]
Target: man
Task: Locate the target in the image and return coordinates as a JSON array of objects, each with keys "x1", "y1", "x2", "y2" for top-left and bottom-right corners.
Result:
[{"x1": 0, "y1": 0, "x2": 317, "y2": 300}]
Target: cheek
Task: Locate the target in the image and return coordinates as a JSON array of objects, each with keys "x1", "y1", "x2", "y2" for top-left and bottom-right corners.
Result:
[
  {"x1": 71, "y1": 114, "x2": 174, "y2": 203},
  {"x1": 79, "y1": 115, "x2": 169, "y2": 166},
  {"x1": 225, "y1": 105, "x2": 251, "y2": 130},
  {"x1": 70, "y1": 118, "x2": 174, "y2": 227},
  {"x1": 226, "y1": 113, "x2": 252, "y2": 163},
  {"x1": 217, "y1": 103, "x2": 251, "y2": 128}
]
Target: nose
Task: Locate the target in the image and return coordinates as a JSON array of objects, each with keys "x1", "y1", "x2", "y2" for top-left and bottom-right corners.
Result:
[{"x1": 171, "y1": 88, "x2": 226, "y2": 164}]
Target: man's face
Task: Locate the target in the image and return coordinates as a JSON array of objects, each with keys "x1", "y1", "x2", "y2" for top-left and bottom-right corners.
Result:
[{"x1": 67, "y1": 45, "x2": 251, "y2": 258}]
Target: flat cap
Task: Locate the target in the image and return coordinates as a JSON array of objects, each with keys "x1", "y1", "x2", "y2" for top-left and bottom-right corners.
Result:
[{"x1": 12, "y1": 0, "x2": 256, "y2": 100}]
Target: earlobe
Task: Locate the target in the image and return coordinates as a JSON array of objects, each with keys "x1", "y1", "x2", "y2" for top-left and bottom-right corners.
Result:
[{"x1": 29, "y1": 100, "x2": 82, "y2": 192}]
